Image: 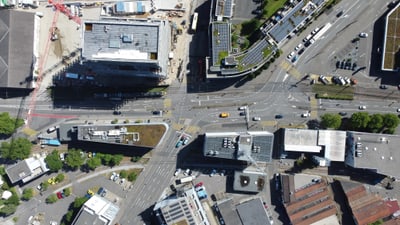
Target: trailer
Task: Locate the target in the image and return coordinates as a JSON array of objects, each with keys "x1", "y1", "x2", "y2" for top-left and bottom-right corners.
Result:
[{"x1": 177, "y1": 176, "x2": 195, "y2": 184}]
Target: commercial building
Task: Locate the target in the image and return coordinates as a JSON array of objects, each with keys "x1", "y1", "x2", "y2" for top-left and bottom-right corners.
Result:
[
  {"x1": 71, "y1": 194, "x2": 120, "y2": 225},
  {"x1": 0, "y1": 10, "x2": 40, "y2": 95},
  {"x1": 382, "y1": 1, "x2": 400, "y2": 71},
  {"x1": 215, "y1": 197, "x2": 273, "y2": 225},
  {"x1": 233, "y1": 169, "x2": 266, "y2": 193},
  {"x1": 80, "y1": 19, "x2": 171, "y2": 86},
  {"x1": 280, "y1": 174, "x2": 340, "y2": 225},
  {"x1": 282, "y1": 128, "x2": 346, "y2": 165},
  {"x1": 203, "y1": 131, "x2": 274, "y2": 163},
  {"x1": 340, "y1": 180, "x2": 400, "y2": 225},
  {"x1": 5, "y1": 155, "x2": 49, "y2": 184},
  {"x1": 153, "y1": 187, "x2": 210, "y2": 225},
  {"x1": 59, "y1": 122, "x2": 168, "y2": 148},
  {"x1": 345, "y1": 131, "x2": 400, "y2": 179}
]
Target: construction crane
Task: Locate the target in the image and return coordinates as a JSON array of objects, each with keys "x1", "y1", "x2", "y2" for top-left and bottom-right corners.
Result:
[
  {"x1": 48, "y1": 0, "x2": 81, "y2": 25},
  {"x1": 26, "y1": 0, "x2": 81, "y2": 127}
]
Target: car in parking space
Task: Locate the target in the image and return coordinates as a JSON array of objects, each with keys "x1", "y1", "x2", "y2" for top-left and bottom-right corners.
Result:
[
  {"x1": 359, "y1": 105, "x2": 367, "y2": 110},
  {"x1": 311, "y1": 27, "x2": 320, "y2": 35},
  {"x1": 380, "y1": 85, "x2": 388, "y2": 89},
  {"x1": 359, "y1": 32, "x2": 368, "y2": 38},
  {"x1": 182, "y1": 136, "x2": 190, "y2": 145},
  {"x1": 175, "y1": 140, "x2": 183, "y2": 148},
  {"x1": 184, "y1": 168, "x2": 191, "y2": 176},
  {"x1": 98, "y1": 187, "x2": 107, "y2": 197},
  {"x1": 239, "y1": 111, "x2": 246, "y2": 116},
  {"x1": 238, "y1": 106, "x2": 247, "y2": 110},
  {"x1": 253, "y1": 116, "x2": 261, "y2": 121},
  {"x1": 210, "y1": 169, "x2": 217, "y2": 177},
  {"x1": 291, "y1": 55, "x2": 298, "y2": 63},
  {"x1": 174, "y1": 168, "x2": 181, "y2": 176},
  {"x1": 339, "y1": 112, "x2": 347, "y2": 116},
  {"x1": 397, "y1": 108, "x2": 400, "y2": 112},
  {"x1": 295, "y1": 43, "x2": 303, "y2": 51},
  {"x1": 170, "y1": 184, "x2": 176, "y2": 192},
  {"x1": 195, "y1": 182, "x2": 203, "y2": 188},
  {"x1": 275, "y1": 114, "x2": 283, "y2": 119},
  {"x1": 287, "y1": 51, "x2": 295, "y2": 59},
  {"x1": 56, "y1": 192, "x2": 63, "y2": 199},
  {"x1": 110, "y1": 172, "x2": 117, "y2": 180},
  {"x1": 113, "y1": 111, "x2": 121, "y2": 115},
  {"x1": 152, "y1": 110, "x2": 163, "y2": 116},
  {"x1": 298, "y1": 48, "x2": 305, "y2": 55}
]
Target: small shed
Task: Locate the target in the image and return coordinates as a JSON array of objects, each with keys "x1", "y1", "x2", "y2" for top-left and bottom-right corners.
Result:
[{"x1": 2, "y1": 190, "x2": 12, "y2": 200}]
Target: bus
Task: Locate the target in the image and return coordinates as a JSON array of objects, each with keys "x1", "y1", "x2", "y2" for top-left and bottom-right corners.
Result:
[{"x1": 191, "y1": 12, "x2": 198, "y2": 32}]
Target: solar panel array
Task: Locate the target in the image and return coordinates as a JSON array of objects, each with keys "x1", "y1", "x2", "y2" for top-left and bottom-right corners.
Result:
[
  {"x1": 215, "y1": 0, "x2": 234, "y2": 18},
  {"x1": 241, "y1": 39, "x2": 271, "y2": 67},
  {"x1": 211, "y1": 22, "x2": 231, "y2": 66}
]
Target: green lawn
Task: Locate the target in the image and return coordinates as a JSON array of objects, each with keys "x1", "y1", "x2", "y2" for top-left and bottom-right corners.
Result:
[
  {"x1": 263, "y1": 0, "x2": 287, "y2": 19},
  {"x1": 313, "y1": 84, "x2": 354, "y2": 100}
]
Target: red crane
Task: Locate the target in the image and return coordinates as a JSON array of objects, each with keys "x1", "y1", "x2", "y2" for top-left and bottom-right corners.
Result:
[{"x1": 48, "y1": 0, "x2": 81, "y2": 25}]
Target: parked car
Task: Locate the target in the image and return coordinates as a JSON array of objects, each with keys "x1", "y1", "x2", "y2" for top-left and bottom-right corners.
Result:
[
  {"x1": 174, "y1": 168, "x2": 181, "y2": 176},
  {"x1": 195, "y1": 182, "x2": 204, "y2": 188},
  {"x1": 275, "y1": 114, "x2": 283, "y2": 119},
  {"x1": 170, "y1": 184, "x2": 176, "y2": 192},
  {"x1": 210, "y1": 169, "x2": 217, "y2": 177},
  {"x1": 295, "y1": 43, "x2": 303, "y2": 51},
  {"x1": 238, "y1": 106, "x2": 247, "y2": 110},
  {"x1": 359, "y1": 105, "x2": 367, "y2": 110},
  {"x1": 253, "y1": 116, "x2": 261, "y2": 121},
  {"x1": 339, "y1": 112, "x2": 347, "y2": 116},
  {"x1": 175, "y1": 140, "x2": 183, "y2": 148},
  {"x1": 359, "y1": 32, "x2": 368, "y2": 38},
  {"x1": 380, "y1": 85, "x2": 388, "y2": 89},
  {"x1": 98, "y1": 187, "x2": 107, "y2": 197},
  {"x1": 311, "y1": 27, "x2": 320, "y2": 35},
  {"x1": 220, "y1": 112, "x2": 229, "y2": 118},
  {"x1": 56, "y1": 192, "x2": 63, "y2": 199},
  {"x1": 287, "y1": 51, "x2": 295, "y2": 59}
]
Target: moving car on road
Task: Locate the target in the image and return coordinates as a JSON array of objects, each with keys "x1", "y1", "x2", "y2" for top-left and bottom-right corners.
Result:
[
  {"x1": 359, "y1": 32, "x2": 368, "y2": 38},
  {"x1": 220, "y1": 112, "x2": 229, "y2": 118}
]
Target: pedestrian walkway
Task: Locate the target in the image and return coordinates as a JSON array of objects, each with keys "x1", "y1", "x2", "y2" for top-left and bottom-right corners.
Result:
[{"x1": 280, "y1": 61, "x2": 302, "y2": 80}]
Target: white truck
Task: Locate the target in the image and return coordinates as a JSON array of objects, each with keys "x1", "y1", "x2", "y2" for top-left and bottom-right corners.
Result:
[{"x1": 177, "y1": 176, "x2": 195, "y2": 184}]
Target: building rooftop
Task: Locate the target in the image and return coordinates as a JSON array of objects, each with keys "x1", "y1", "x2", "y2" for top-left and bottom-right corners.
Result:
[
  {"x1": 282, "y1": 175, "x2": 339, "y2": 225},
  {"x1": 217, "y1": 199, "x2": 242, "y2": 225},
  {"x1": 154, "y1": 187, "x2": 210, "y2": 225},
  {"x1": 211, "y1": 22, "x2": 231, "y2": 66},
  {"x1": 5, "y1": 156, "x2": 49, "y2": 184},
  {"x1": 345, "y1": 132, "x2": 400, "y2": 179},
  {"x1": 81, "y1": 19, "x2": 171, "y2": 78},
  {"x1": 72, "y1": 195, "x2": 119, "y2": 225},
  {"x1": 268, "y1": 0, "x2": 326, "y2": 45},
  {"x1": 74, "y1": 123, "x2": 167, "y2": 148},
  {"x1": 382, "y1": 2, "x2": 400, "y2": 71},
  {"x1": 203, "y1": 131, "x2": 274, "y2": 163},
  {"x1": 236, "y1": 198, "x2": 273, "y2": 225},
  {"x1": 340, "y1": 180, "x2": 398, "y2": 225},
  {"x1": 0, "y1": 10, "x2": 36, "y2": 89},
  {"x1": 233, "y1": 170, "x2": 266, "y2": 193},
  {"x1": 284, "y1": 129, "x2": 346, "y2": 162}
]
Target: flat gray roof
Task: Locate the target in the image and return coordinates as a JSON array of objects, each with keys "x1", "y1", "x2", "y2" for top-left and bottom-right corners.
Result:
[
  {"x1": 203, "y1": 131, "x2": 274, "y2": 163},
  {"x1": 217, "y1": 199, "x2": 242, "y2": 225},
  {"x1": 72, "y1": 208, "x2": 107, "y2": 225},
  {"x1": 0, "y1": 10, "x2": 35, "y2": 89},
  {"x1": 211, "y1": 22, "x2": 231, "y2": 66},
  {"x1": 5, "y1": 161, "x2": 30, "y2": 184},
  {"x1": 345, "y1": 132, "x2": 400, "y2": 179},
  {"x1": 236, "y1": 198, "x2": 273, "y2": 225},
  {"x1": 268, "y1": 0, "x2": 318, "y2": 44},
  {"x1": 233, "y1": 170, "x2": 266, "y2": 193},
  {"x1": 82, "y1": 19, "x2": 171, "y2": 77},
  {"x1": 284, "y1": 129, "x2": 346, "y2": 162}
]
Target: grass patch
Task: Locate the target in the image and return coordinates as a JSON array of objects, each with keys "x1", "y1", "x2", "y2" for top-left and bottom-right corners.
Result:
[
  {"x1": 313, "y1": 84, "x2": 354, "y2": 100},
  {"x1": 217, "y1": 51, "x2": 229, "y2": 65},
  {"x1": 126, "y1": 124, "x2": 166, "y2": 147}
]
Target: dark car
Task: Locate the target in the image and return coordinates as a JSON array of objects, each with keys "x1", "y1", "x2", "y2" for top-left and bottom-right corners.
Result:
[
  {"x1": 298, "y1": 48, "x2": 305, "y2": 55},
  {"x1": 170, "y1": 184, "x2": 176, "y2": 192},
  {"x1": 113, "y1": 111, "x2": 121, "y2": 115},
  {"x1": 339, "y1": 112, "x2": 347, "y2": 116},
  {"x1": 152, "y1": 110, "x2": 162, "y2": 115},
  {"x1": 336, "y1": 11, "x2": 343, "y2": 17},
  {"x1": 380, "y1": 85, "x2": 388, "y2": 89},
  {"x1": 275, "y1": 114, "x2": 283, "y2": 119}
]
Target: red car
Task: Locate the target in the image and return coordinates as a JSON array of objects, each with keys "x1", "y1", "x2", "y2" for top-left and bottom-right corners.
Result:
[
  {"x1": 195, "y1": 182, "x2": 203, "y2": 188},
  {"x1": 56, "y1": 192, "x2": 63, "y2": 199}
]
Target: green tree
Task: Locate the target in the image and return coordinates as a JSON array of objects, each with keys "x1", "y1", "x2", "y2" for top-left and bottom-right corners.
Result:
[
  {"x1": 63, "y1": 187, "x2": 72, "y2": 197},
  {"x1": 65, "y1": 210, "x2": 74, "y2": 223},
  {"x1": 119, "y1": 170, "x2": 128, "y2": 179},
  {"x1": 350, "y1": 112, "x2": 370, "y2": 130},
  {"x1": 110, "y1": 154, "x2": 123, "y2": 167},
  {"x1": 45, "y1": 150, "x2": 63, "y2": 172},
  {"x1": 320, "y1": 113, "x2": 342, "y2": 129},
  {"x1": 127, "y1": 172, "x2": 137, "y2": 182},
  {"x1": 0, "y1": 138, "x2": 32, "y2": 160},
  {"x1": 6, "y1": 191, "x2": 20, "y2": 205},
  {"x1": 41, "y1": 181, "x2": 49, "y2": 191},
  {"x1": 0, "y1": 112, "x2": 24, "y2": 136},
  {"x1": 73, "y1": 196, "x2": 89, "y2": 209},
  {"x1": 367, "y1": 114, "x2": 383, "y2": 132},
  {"x1": 241, "y1": 19, "x2": 261, "y2": 36},
  {"x1": 383, "y1": 113, "x2": 400, "y2": 129},
  {"x1": 87, "y1": 157, "x2": 101, "y2": 170},
  {"x1": 55, "y1": 173, "x2": 65, "y2": 183},
  {"x1": 0, "y1": 166, "x2": 6, "y2": 175},
  {"x1": 99, "y1": 153, "x2": 113, "y2": 166},
  {"x1": 21, "y1": 188, "x2": 34, "y2": 201},
  {"x1": 45, "y1": 194, "x2": 58, "y2": 204},
  {"x1": 0, "y1": 204, "x2": 17, "y2": 216},
  {"x1": 65, "y1": 149, "x2": 84, "y2": 170}
]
